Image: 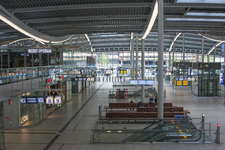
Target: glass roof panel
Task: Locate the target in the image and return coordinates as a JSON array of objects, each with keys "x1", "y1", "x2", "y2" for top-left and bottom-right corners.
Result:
[
  {"x1": 186, "y1": 12, "x2": 225, "y2": 16},
  {"x1": 177, "y1": 0, "x2": 225, "y2": 3},
  {"x1": 166, "y1": 18, "x2": 225, "y2": 22}
]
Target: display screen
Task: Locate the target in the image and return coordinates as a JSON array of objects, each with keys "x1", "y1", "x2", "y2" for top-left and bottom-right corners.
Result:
[
  {"x1": 145, "y1": 80, "x2": 154, "y2": 85},
  {"x1": 129, "y1": 80, "x2": 137, "y2": 85},
  {"x1": 137, "y1": 80, "x2": 145, "y2": 85},
  {"x1": 78, "y1": 78, "x2": 83, "y2": 81},
  {"x1": 179, "y1": 78, "x2": 184, "y2": 81},
  {"x1": 83, "y1": 78, "x2": 86, "y2": 81}
]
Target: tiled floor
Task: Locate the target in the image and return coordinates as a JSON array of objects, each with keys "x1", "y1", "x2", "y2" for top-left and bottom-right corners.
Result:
[{"x1": 4, "y1": 80, "x2": 225, "y2": 150}]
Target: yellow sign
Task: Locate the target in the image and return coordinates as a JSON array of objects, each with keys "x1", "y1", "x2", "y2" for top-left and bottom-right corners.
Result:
[
  {"x1": 120, "y1": 70, "x2": 124, "y2": 74},
  {"x1": 177, "y1": 80, "x2": 182, "y2": 86},
  {"x1": 131, "y1": 70, "x2": 136, "y2": 74},
  {"x1": 124, "y1": 70, "x2": 127, "y2": 74},
  {"x1": 183, "y1": 80, "x2": 188, "y2": 86}
]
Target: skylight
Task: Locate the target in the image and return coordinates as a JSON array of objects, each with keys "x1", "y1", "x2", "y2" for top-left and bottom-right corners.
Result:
[
  {"x1": 177, "y1": 0, "x2": 225, "y2": 3},
  {"x1": 186, "y1": 12, "x2": 225, "y2": 17},
  {"x1": 166, "y1": 18, "x2": 225, "y2": 22}
]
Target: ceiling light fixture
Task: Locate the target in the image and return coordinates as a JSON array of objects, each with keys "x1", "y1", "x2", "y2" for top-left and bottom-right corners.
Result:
[
  {"x1": 0, "y1": 14, "x2": 72, "y2": 44},
  {"x1": 169, "y1": 32, "x2": 182, "y2": 52},
  {"x1": 141, "y1": 0, "x2": 158, "y2": 40}
]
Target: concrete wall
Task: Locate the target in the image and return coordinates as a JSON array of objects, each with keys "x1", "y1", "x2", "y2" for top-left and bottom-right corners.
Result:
[
  {"x1": 3, "y1": 96, "x2": 20, "y2": 129},
  {"x1": 2, "y1": 78, "x2": 40, "y2": 129}
]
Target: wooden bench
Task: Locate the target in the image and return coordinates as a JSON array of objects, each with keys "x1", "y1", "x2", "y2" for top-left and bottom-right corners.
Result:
[
  {"x1": 104, "y1": 103, "x2": 173, "y2": 111},
  {"x1": 105, "y1": 110, "x2": 188, "y2": 119}
]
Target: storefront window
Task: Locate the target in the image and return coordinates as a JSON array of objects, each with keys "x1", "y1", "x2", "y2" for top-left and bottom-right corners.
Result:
[
  {"x1": 33, "y1": 54, "x2": 39, "y2": 66},
  {"x1": 10, "y1": 49, "x2": 24, "y2": 68},
  {"x1": 49, "y1": 54, "x2": 56, "y2": 65},
  {"x1": 42, "y1": 54, "x2": 48, "y2": 66},
  {"x1": 26, "y1": 54, "x2": 32, "y2": 67}
]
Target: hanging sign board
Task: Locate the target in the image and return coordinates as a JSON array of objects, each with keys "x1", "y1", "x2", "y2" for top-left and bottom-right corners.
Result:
[
  {"x1": 46, "y1": 96, "x2": 54, "y2": 104},
  {"x1": 37, "y1": 97, "x2": 44, "y2": 103},
  {"x1": 54, "y1": 96, "x2": 62, "y2": 104}
]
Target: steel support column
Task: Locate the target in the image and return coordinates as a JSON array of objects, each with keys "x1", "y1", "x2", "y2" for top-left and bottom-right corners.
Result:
[
  {"x1": 214, "y1": 50, "x2": 216, "y2": 62},
  {"x1": 158, "y1": 0, "x2": 164, "y2": 119},
  {"x1": 183, "y1": 33, "x2": 185, "y2": 60},
  {"x1": 141, "y1": 39, "x2": 145, "y2": 102},
  {"x1": 136, "y1": 36, "x2": 138, "y2": 80},
  {"x1": 202, "y1": 37, "x2": 204, "y2": 62},
  {"x1": 169, "y1": 52, "x2": 171, "y2": 68},
  {"x1": 131, "y1": 32, "x2": 134, "y2": 79}
]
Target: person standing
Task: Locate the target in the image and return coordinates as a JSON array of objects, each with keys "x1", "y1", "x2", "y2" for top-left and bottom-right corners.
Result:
[{"x1": 154, "y1": 96, "x2": 158, "y2": 103}]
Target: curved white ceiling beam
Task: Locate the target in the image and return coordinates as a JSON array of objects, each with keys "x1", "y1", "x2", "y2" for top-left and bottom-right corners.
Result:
[
  {"x1": 141, "y1": 0, "x2": 158, "y2": 40},
  {"x1": 168, "y1": 32, "x2": 182, "y2": 52},
  {"x1": 198, "y1": 33, "x2": 225, "y2": 55},
  {"x1": 207, "y1": 42, "x2": 223, "y2": 55},
  {"x1": 8, "y1": 38, "x2": 45, "y2": 45},
  {"x1": 198, "y1": 33, "x2": 225, "y2": 42},
  {"x1": 0, "y1": 5, "x2": 72, "y2": 44}
]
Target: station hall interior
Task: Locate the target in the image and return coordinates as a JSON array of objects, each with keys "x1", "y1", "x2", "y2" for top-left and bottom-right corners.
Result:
[{"x1": 1, "y1": 0, "x2": 225, "y2": 150}]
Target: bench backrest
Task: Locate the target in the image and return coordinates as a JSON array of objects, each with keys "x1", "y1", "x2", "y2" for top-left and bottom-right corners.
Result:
[
  {"x1": 109, "y1": 103, "x2": 173, "y2": 108},
  {"x1": 137, "y1": 107, "x2": 183, "y2": 112}
]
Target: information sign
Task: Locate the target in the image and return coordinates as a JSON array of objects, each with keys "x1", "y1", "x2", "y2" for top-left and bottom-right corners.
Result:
[
  {"x1": 54, "y1": 96, "x2": 62, "y2": 104},
  {"x1": 46, "y1": 96, "x2": 54, "y2": 104},
  {"x1": 87, "y1": 78, "x2": 91, "y2": 81},
  {"x1": 26, "y1": 97, "x2": 38, "y2": 103},
  {"x1": 91, "y1": 77, "x2": 95, "y2": 81},
  {"x1": 129, "y1": 80, "x2": 137, "y2": 85},
  {"x1": 137, "y1": 80, "x2": 145, "y2": 85},
  {"x1": 37, "y1": 97, "x2": 44, "y2": 103},
  {"x1": 145, "y1": 80, "x2": 154, "y2": 85},
  {"x1": 20, "y1": 97, "x2": 26, "y2": 104}
]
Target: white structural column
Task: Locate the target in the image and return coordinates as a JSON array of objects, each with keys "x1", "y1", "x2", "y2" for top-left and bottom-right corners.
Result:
[
  {"x1": 202, "y1": 37, "x2": 204, "y2": 62},
  {"x1": 158, "y1": 0, "x2": 164, "y2": 119},
  {"x1": 136, "y1": 36, "x2": 138, "y2": 79},
  {"x1": 141, "y1": 39, "x2": 145, "y2": 102},
  {"x1": 130, "y1": 33, "x2": 134, "y2": 79},
  {"x1": 132, "y1": 33, "x2": 135, "y2": 79},
  {"x1": 169, "y1": 52, "x2": 171, "y2": 68},
  {"x1": 183, "y1": 33, "x2": 185, "y2": 60},
  {"x1": 172, "y1": 44, "x2": 175, "y2": 72}
]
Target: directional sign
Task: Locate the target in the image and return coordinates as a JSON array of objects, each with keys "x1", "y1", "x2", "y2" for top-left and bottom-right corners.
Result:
[
  {"x1": 37, "y1": 97, "x2": 44, "y2": 103},
  {"x1": 54, "y1": 96, "x2": 62, "y2": 104},
  {"x1": 20, "y1": 97, "x2": 26, "y2": 104},
  {"x1": 46, "y1": 96, "x2": 54, "y2": 104}
]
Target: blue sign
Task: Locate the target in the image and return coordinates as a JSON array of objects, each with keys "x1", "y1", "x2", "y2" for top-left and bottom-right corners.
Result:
[
  {"x1": 38, "y1": 97, "x2": 44, "y2": 103},
  {"x1": 20, "y1": 98, "x2": 26, "y2": 104},
  {"x1": 20, "y1": 97, "x2": 38, "y2": 104}
]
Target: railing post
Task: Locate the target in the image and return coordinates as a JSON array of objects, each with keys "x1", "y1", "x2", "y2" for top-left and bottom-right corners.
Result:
[
  {"x1": 216, "y1": 124, "x2": 220, "y2": 144},
  {"x1": 201, "y1": 113, "x2": 205, "y2": 129}
]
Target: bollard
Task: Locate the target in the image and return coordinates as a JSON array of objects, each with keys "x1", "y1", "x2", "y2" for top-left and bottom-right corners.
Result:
[
  {"x1": 201, "y1": 113, "x2": 205, "y2": 129},
  {"x1": 164, "y1": 89, "x2": 166, "y2": 98},
  {"x1": 98, "y1": 105, "x2": 102, "y2": 118},
  {"x1": 216, "y1": 124, "x2": 220, "y2": 144}
]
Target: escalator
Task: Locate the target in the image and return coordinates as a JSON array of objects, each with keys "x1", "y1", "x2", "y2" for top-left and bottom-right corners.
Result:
[{"x1": 122, "y1": 119, "x2": 202, "y2": 143}]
